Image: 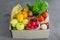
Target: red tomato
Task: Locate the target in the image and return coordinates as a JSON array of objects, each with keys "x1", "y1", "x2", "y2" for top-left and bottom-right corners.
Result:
[
  {"x1": 42, "y1": 12, "x2": 48, "y2": 18},
  {"x1": 38, "y1": 16, "x2": 44, "y2": 22}
]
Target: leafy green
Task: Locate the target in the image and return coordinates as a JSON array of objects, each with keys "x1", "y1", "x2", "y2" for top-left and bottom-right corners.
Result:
[
  {"x1": 40, "y1": 1, "x2": 49, "y2": 13},
  {"x1": 26, "y1": 0, "x2": 49, "y2": 16}
]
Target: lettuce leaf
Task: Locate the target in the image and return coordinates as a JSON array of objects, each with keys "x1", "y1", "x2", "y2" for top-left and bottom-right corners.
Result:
[{"x1": 27, "y1": 0, "x2": 49, "y2": 16}]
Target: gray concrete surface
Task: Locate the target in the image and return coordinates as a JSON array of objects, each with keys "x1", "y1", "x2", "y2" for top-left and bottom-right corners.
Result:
[{"x1": 0, "y1": 0, "x2": 60, "y2": 40}]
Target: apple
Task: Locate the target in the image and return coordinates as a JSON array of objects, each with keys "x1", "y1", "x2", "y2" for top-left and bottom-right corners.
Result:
[
  {"x1": 23, "y1": 19, "x2": 29, "y2": 25},
  {"x1": 40, "y1": 24, "x2": 47, "y2": 30},
  {"x1": 16, "y1": 23, "x2": 25, "y2": 30},
  {"x1": 10, "y1": 19, "x2": 18, "y2": 27}
]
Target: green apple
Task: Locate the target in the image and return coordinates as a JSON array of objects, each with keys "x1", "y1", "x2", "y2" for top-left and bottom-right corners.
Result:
[
  {"x1": 16, "y1": 23, "x2": 25, "y2": 30},
  {"x1": 23, "y1": 19, "x2": 29, "y2": 25},
  {"x1": 10, "y1": 19, "x2": 18, "y2": 27}
]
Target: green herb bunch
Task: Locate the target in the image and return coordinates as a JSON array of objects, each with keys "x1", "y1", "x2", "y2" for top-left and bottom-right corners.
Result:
[{"x1": 27, "y1": 0, "x2": 49, "y2": 16}]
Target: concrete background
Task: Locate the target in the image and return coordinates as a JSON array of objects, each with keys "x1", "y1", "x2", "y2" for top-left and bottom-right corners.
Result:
[{"x1": 0, "y1": 0, "x2": 60, "y2": 40}]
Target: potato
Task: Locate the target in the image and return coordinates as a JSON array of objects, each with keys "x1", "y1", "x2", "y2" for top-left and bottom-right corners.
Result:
[{"x1": 28, "y1": 11, "x2": 33, "y2": 17}]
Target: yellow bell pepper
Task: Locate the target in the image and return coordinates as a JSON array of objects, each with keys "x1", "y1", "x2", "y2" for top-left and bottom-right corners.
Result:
[{"x1": 17, "y1": 13, "x2": 23, "y2": 22}]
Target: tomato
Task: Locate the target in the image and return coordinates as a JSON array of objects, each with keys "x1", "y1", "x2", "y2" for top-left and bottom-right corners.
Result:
[
  {"x1": 38, "y1": 15, "x2": 44, "y2": 22},
  {"x1": 42, "y1": 12, "x2": 48, "y2": 18}
]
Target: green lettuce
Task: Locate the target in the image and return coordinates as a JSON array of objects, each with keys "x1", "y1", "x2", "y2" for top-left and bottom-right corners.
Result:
[{"x1": 27, "y1": 0, "x2": 49, "y2": 16}]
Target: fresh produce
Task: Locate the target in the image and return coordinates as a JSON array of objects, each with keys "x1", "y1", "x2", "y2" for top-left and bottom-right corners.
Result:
[
  {"x1": 17, "y1": 13, "x2": 23, "y2": 22},
  {"x1": 16, "y1": 23, "x2": 25, "y2": 30},
  {"x1": 10, "y1": 0, "x2": 49, "y2": 30},
  {"x1": 32, "y1": 18, "x2": 37, "y2": 21},
  {"x1": 31, "y1": 22, "x2": 36, "y2": 26},
  {"x1": 23, "y1": 7, "x2": 29, "y2": 12},
  {"x1": 42, "y1": 12, "x2": 48, "y2": 18},
  {"x1": 27, "y1": 0, "x2": 49, "y2": 16},
  {"x1": 22, "y1": 11, "x2": 28, "y2": 19},
  {"x1": 23, "y1": 19, "x2": 29, "y2": 25},
  {"x1": 38, "y1": 15, "x2": 44, "y2": 22},
  {"x1": 26, "y1": 23, "x2": 31, "y2": 29},
  {"x1": 45, "y1": 22, "x2": 49, "y2": 29},
  {"x1": 40, "y1": 24, "x2": 47, "y2": 30},
  {"x1": 10, "y1": 19, "x2": 18, "y2": 27},
  {"x1": 26, "y1": 18, "x2": 39, "y2": 30},
  {"x1": 11, "y1": 4, "x2": 23, "y2": 19},
  {"x1": 28, "y1": 11, "x2": 33, "y2": 17}
]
